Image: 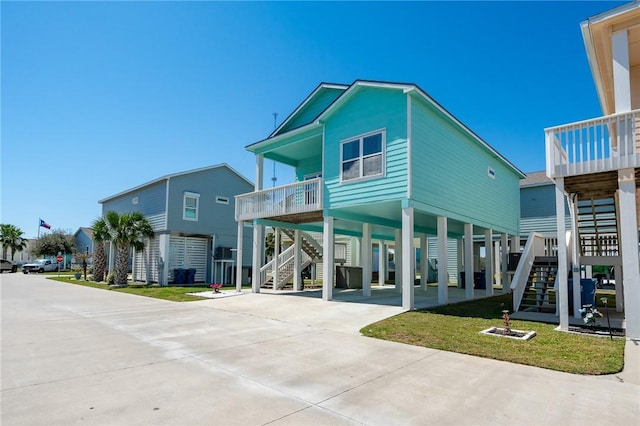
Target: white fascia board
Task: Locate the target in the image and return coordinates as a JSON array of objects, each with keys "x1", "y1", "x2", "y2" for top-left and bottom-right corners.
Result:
[{"x1": 269, "y1": 83, "x2": 348, "y2": 138}]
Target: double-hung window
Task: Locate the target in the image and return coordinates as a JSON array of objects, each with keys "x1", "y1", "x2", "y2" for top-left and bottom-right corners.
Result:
[
  {"x1": 183, "y1": 192, "x2": 200, "y2": 221},
  {"x1": 341, "y1": 130, "x2": 384, "y2": 182}
]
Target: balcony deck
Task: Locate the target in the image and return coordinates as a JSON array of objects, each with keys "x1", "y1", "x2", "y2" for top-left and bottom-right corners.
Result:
[
  {"x1": 235, "y1": 178, "x2": 323, "y2": 222},
  {"x1": 545, "y1": 109, "x2": 640, "y2": 179}
]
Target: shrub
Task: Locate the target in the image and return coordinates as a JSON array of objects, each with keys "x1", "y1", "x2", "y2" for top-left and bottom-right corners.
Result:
[{"x1": 107, "y1": 272, "x2": 116, "y2": 285}]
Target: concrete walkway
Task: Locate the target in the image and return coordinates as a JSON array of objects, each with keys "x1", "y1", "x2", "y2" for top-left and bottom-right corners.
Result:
[{"x1": 1, "y1": 273, "x2": 638, "y2": 425}]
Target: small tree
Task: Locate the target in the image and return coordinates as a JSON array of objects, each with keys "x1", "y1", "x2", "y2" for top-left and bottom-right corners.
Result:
[
  {"x1": 0, "y1": 224, "x2": 28, "y2": 260},
  {"x1": 104, "y1": 211, "x2": 154, "y2": 286},
  {"x1": 32, "y1": 229, "x2": 74, "y2": 258},
  {"x1": 91, "y1": 217, "x2": 109, "y2": 282}
]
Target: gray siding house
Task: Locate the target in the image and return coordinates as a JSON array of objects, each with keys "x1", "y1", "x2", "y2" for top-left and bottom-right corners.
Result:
[
  {"x1": 99, "y1": 164, "x2": 254, "y2": 285},
  {"x1": 520, "y1": 171, "x2": 571, "y2": 240}
]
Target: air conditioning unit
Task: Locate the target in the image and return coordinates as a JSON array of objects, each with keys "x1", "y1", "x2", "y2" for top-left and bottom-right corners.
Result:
[{"x1": 214, "y1": 246, "x2": 232, "y2": 259}]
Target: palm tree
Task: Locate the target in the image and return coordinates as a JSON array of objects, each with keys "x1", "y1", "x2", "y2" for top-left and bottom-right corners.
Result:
[
  {"x1": 91, "y1": 218, "x2": 109, "y2": 282},
  {"x1": 104, "y1": 211, "x2": 154, "y2": 286},
  {"x1": 0, "y1": 224, "x2": 28, "y2": 260}
]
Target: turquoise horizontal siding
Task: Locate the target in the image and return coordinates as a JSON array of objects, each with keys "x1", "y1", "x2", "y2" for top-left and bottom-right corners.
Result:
[
  {"x1": 410, "y1": 95, "x2": 521, "y2": 235},
  {"x1": 324, "y1": 87, "x2": 408, "y2": 208},
  {"x1": 279, "y1": 87, "x2": 345, "y2": 134}
]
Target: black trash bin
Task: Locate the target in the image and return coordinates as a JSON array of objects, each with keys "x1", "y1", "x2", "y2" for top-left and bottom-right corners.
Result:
[
  {"x1": 459, "y1": 272, "x2": 486, "y2": 289},
  {"x1": 568, "y1": 278, "x2": 596, "y2": 311},
  {"x1": 335, "y1": 266, "x2": 363, "y2": 289},
  {"x1": 174, "y1": 268, "x2": 186, "y2": 284},
  {"x1": 186, "y1": 268, "x2": 196, "y2": 284}
]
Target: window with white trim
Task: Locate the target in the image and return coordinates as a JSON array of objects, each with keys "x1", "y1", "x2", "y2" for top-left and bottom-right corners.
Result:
[
  {"x1": 183, "y1": 192, "x2": 200, "y2": 221},
  {"x1": 216, "y1": 196, "x2": 229, "y2": 205},
  {"x1": 341, "y1": 130, "x2": 384, "y2": 182}
]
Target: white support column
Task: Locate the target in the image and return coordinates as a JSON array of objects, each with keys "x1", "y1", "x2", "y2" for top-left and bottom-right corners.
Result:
[
  {"x1": 511, "y1": 234, "x2": 520, "y2": 254},
  {"x1": 501, "y1": 233, "x2": 509, "y2": 293},
  {"x1": 108, "y1": 242, "x2": 115, "y2": 275},
  {"x1": 236, "y1": 221, "x2": 244, "y2": 293},
  {"x1": 556, "y1": 177, "x2": 569, "y2": 331},
  {"x1": 322, "y1": 216, "x2": 334, "y2": 301},
  {"x1": 618, "y1": 169, "x2": 639, "y2": 338},
  {"x1": 437, "y1": 216, "x2": 448, "y2": 305},
  {"x1": 378, "y1": 240, "x2": 386, "y2": 287},
  {"x1": 251, "y1": 154, "x2": 264, "y2": 293},
  {"x1": 420, "y1": 234, "x2": 427, "y2": 291},
  {"x1": 131, "y1": 247, "x2": 137, "y2": 282},
  {"x1": 255, "y1": 154, "x2": 264, "y2": 191},
  {"x1": 570, "y1": 198, "x2": 581, "y2": 319},
  {"x1": 251, "y1": 223, "x2": 263, "y2": 293},
  {"x1": 293, "y1": 229, "x2": 301, "y2": 291},
  {"x1": 362, "y1": 223, "x2": 372, "y2": 297},
  {"x1": 457, "y1": 239, "x2": 463, "y2": 288},
  {"x1": 464, "y1": 223, "x2": 474, "y2": 300},
  {"x1": 402, "y1": 207, "x2": 415, "y2": 310},
  {"x1": 394, "y1": 228, "x2": 402, "y2": 293},
  {"x1": 494, "y1": 240, "x2": 501, "y2": 288},
  {"x1": 273, "y1": 228, "x2": 280, "y2": 290},
  {"x1": 485, "y1": 229, "x2": 493, "y2": 296},
  {"x1": 158, "y1": 234, "x2": 169, "y2": 287},
  {"x1": 612, "y1": 30, "x2": 631, "y2": 113}
]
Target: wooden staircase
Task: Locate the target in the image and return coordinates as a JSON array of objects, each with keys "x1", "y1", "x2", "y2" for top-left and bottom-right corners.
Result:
[
  {"x1": 280, "y1": 229, "x2": 322, "y2": 261},
  {"x1": 260, "y1": 229, "x2": 322, "y2": 289},
  {"x1": 576, "y1": 196, "x2": 619, "y2": 257},
  {"x1": 520, "y1": 256, "x2": 557, "y2": 313}
]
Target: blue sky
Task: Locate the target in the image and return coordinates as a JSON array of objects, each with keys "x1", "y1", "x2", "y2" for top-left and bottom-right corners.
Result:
[{"x1": 1, "y1": 1, "x2": 628, "y2": 239}]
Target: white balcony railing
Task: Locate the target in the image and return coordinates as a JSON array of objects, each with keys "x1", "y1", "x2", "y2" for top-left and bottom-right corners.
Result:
[
  {"x1": 235, "y1": 178, "x2": 323, "y2": 221},
  {"x1": 545, "y1": 109, "x2": 640, "y2": 178}
]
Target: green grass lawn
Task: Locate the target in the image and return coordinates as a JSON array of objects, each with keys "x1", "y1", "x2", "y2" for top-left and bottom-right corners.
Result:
[
  {"x1": 361, "y1": 293, "x2": 625, "y2": 375},
  {"x1": 47, "y1": 276, "x2": 247, "y2": 302}
]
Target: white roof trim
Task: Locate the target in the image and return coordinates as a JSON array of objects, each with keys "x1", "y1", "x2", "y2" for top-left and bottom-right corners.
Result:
[{"x1": 99, "y1": 163, "x2": 253, "y2": 203}]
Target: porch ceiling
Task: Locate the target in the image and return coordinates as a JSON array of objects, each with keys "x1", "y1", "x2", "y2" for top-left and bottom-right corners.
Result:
[
  {"x1": 252, "y1": 127, "x2": 323, "y2": 167},
  {"x1": 564, "y1": 169, "x2": 640, "y2": 199}
]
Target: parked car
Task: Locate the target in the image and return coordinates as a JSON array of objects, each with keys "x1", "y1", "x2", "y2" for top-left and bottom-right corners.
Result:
[
  {"x1": 0, "y1": 259, "x2": 17, "y2": 273},
  {"x1": 22, "y1": 259, "x2": 59, "y2": 274}
]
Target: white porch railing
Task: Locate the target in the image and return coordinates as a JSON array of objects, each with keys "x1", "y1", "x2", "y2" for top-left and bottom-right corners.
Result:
[
  {"x1": 235, "y1": 178, "x2": 323, "y2": 221},
  {"x1": 545, "y1": 109, "x2": 640, "y2": 178},
  {"x1": 511, "y1": 232, "x2": 564, "y2": 312}
]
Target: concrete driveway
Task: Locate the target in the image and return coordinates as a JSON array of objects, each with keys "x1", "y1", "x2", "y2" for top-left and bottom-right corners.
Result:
[{"x1": 1, "y1": 273, "x2": 638, "y2": 425}]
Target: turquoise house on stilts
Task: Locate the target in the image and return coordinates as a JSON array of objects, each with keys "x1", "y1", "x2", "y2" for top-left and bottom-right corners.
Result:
[{"x1": 234, "y1": 80, "x2": 525, "y2": 310}]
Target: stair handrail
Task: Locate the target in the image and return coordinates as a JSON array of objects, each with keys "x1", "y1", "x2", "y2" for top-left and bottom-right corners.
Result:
[
  {"x1": 511, "y1": 232, "x2": 549, "y2": 312},
  {"x1": 259, "y1": 245, "x2": 296, "y2": 286},
  {"x1": 273, "y1": 251, "x2": 312, "y2": 289}
]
